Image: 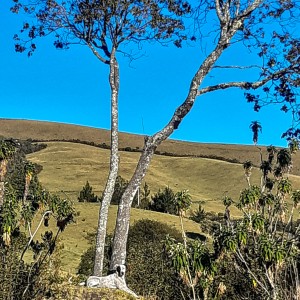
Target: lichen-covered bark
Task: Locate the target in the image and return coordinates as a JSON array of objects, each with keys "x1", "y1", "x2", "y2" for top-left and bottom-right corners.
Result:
[
  {"x1": 110, "y1": 137, "x2": 156, "y2": 269},
  {"x1": 94, "y1": 49, "x2": 120, "y2": 277},
  {"x1": 110, "y1": 7, "x2": 254, "y2": 270}
]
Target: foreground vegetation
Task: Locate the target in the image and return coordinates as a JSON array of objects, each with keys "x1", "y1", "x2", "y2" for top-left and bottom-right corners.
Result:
[{"x1": 1, "y1": 129, "x2": 300, "y2": 299}]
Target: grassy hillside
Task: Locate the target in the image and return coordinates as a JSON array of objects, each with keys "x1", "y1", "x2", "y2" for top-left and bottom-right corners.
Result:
[
  {"x1": 27, "y1": 142, "x2": 300, "y2": 273},
  {"x1": 2, "y1": 118, "x2": 300, "y2": 175},
  {"x1": 27, "y1": 142, "x2": 300, "y2": 207}
]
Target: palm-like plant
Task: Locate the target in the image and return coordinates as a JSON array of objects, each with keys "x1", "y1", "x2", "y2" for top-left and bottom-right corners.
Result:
[
  {"x1": 249, "y1": 121, "x2": 262, "y2": 145},
  {"x1": 175, "y1": 189, "x2": 192, "y2": 217},
  {"x1": 277, "y1": 149, "x2": 292, "y2": 173},
  {"x1": 288, "y1": 138, "x2": 299, "y2": 154},
  {"x1": 291, "y1": 190, "x2": 300, "y2": 208},
  {"x1": 266, "y1": 145, "x2": 277, "y2": 164},
  {"x1": 277, "y1": 178, "x2": 292, "y2": 197},
  {"x1": 260, "y1": 160, "x2": 272, "y2": 192},
  {"x1": 260, "y1": 161, "x2": 272, "y2": 177}
]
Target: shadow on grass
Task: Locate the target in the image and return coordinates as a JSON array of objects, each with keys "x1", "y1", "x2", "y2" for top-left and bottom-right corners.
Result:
[{"x1": 186, "y1": 232, "x2": 207, "y2": 241}]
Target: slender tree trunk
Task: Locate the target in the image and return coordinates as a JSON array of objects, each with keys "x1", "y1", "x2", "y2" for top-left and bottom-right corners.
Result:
[
  {"x1": 110, "y1": 137, "x2": 157, "y2": 269},
  {"x1": 110, "y1": 23, "x2": 241, "y2": 270},
  {"x1": 93, "y1": 50, "x2": 120, "y2": 276}
]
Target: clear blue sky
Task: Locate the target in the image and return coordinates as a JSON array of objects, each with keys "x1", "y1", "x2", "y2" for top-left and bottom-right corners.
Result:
[{"x1": 0, "y1": 2, "x2": 294, "y2": 147}]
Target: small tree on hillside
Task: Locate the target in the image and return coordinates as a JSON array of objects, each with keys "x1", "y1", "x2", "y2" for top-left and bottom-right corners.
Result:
[
  {"x1": 110, "y1": 175, "x2": 129, "y2": 205},
  {"x1": 78, "y1": 181, "x2": 99, "y2": 203},
  {"x1": 104, "y1": 175, "x2": 138, "y2": 205},
  {"x1": 137, "y1": 182, "x2": 151, "y2": 209},
  {"x1": 149, "y1": 186, "x2": 177, "y2": 215}
]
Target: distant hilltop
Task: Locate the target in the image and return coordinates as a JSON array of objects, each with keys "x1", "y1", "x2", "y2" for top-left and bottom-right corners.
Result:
[{"x1": 1, "y1": 118, "x2": 299, "y2": 176}]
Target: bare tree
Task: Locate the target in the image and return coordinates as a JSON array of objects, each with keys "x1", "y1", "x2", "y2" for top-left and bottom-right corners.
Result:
[
  {"x1": 110, "y1": 0, "x2": 300, "y2": 275},
  {"x1": 11, "y1": 0, "x2": 191, "y2": 278}
]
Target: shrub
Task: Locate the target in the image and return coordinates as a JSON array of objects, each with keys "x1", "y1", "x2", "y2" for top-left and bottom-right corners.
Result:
[
  {"x1": 77, "y1": 219, "x2": 188, "y2": 299},
  {"x1": 110, "y1": 175, "x2": 128, "y2": 205},
  {"x1": 148, "y1": 186, "x2": 177, "y2": 215},
  {"x1": 78, "y1": 181, "x2": 100, "y2": 203},
  {"x1": 190, "y1": 203, "x2": 206, "y2": 223},
  {"x1": 126, "y1": 219, "x2": 187, "y2": 299}
]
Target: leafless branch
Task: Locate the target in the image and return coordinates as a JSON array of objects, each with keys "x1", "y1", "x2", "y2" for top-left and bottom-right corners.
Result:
[
  {"x1": 197, "y1": 67, "x2": 293, "y2": 96},
  {"x1": 213, "y1": 64, "x2": 262, "y2": 70}
]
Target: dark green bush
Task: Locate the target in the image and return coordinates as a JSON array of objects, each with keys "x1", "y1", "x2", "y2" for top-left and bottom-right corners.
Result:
[
  {"x1": 148, "y1": 186, "x2": 177, "y2": 215},
  {"x1": 78, "y1": 219, "x2": 188, "y2": 299},
  {"x1": 190, "y1": 204, "x2": 206, "y2": 223},
  {"x1": 78, "y1": 181, "x2": 100, "y2": 202},
  {"x1": 126, "y1": 219, "x2": 187, "y2": 299}
]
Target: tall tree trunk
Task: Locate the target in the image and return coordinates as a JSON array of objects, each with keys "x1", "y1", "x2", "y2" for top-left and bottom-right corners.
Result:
[
  {"x1": 110, "y1": 137, "x2": 157, "y2": 269},
  {"x1": 93, "y1": 50, "x2": 120, "y2": 276},
  {"x1": 110, "y1": 23, "x2": 241, "y2": 270}
]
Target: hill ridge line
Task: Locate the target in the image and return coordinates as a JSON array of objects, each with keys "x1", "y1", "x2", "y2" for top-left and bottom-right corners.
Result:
[{"x1": 1, "y1": 118, "x2": 300, "y2": 176}]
